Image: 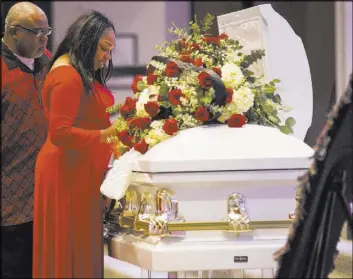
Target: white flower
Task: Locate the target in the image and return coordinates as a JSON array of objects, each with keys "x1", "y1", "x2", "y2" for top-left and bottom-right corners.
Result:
[
  {"x1": 180, "y1": 97, "x2": 189, "y2": 106},
  {"x1": 135, "y1": 86, "x2": 160, "y2": 117},
  {"x1": 165, "y1": 77, "x2": 179, "y2": 88},
  {"x1": 144, "y1": 121, "x2": 170, "y2": 147},
  {"x1": 135, "y1": 88, "x2": 150, "y2": 117},
  {"x1": 148, "y1": 85, "x2": 159, "y2": 96},
  {"x1": 150, "y1": 120, "x2": 164, "y2": 130},
  {"x1": 174, "y1": 114, "x2": 199, "y2": 129},
  {"x1": 221, "y1": 63, "x2": 244, "y2": 88},
  {"x1": 149, "y1": 60, "x2": 166, "y2": 72},
  {"x1": 217, "y1": 86, "x2": 254, "y2": 122},
  {"x1": 232, "y1": 86, "x2": 254, "y2": 113}
]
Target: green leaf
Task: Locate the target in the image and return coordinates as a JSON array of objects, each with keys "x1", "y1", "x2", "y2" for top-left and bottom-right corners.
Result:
[
  {"x1": 280, "y1": 105, "x2": 292, "y2": 112},
  {"x1": 159, "y1": 83, "x2": 169, "y2": 97},
  {"x1": 137, "y1": 81, "x2": 146, "y2": 92},
  {"x1": 273, "y1": 95, "x2": 282, "y2": 103},
  {"x1": 251, "y1": 88, "x2": 260, "y2": 97},
  {"x1": 285, "y1": 117, "x2": 296, "y2": 128},
  {"x1": 263, "y1": 85, "x2": 275, "y2": 94},
  {"x1": 279, "y1": 125, "x2": 293, "y2": 134},
  {"x1": 270, "y1": 109, "x2": 278, "y2": 116},
  {"x1": 260, "y1": 93, "x2": 267, "y2": 102},
  {"x1": 272, "y1": 79, "x2": 280, "y2": 83},
  {"x1": 262, "y1": 104, "x2": 274, "y2": 114},
  {"x1": 119, "y1": 145, "x2": 130, "y2": 155},
  {"x1": 243, "y1": 69, "x2": 254, "y2": 77},
  {"x1": 160, "y1": 101, "x2": 171, "y2": 108},
  {"x1": 268, "y1": 115, "x2": 281, "y2": 124}
]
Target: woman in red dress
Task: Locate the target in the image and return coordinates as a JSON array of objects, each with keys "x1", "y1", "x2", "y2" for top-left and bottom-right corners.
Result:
[{"x1": 33, "y1": 11, "x2": 118, "y2": 278}]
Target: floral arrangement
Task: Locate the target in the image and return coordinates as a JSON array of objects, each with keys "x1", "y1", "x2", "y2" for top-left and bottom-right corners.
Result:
[{"x1": 106, "y1": 14, "x2": 295, "y2": 156}]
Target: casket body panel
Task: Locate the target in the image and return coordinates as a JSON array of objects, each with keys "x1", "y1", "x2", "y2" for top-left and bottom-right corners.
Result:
[{"x1": 109, "y1": 234, "x2": 286, "y2": 272}]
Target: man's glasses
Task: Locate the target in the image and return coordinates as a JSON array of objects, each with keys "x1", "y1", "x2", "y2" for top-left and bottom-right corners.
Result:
[{"x1": 14, "y1": 25, "x2": 52, "y2": 37}]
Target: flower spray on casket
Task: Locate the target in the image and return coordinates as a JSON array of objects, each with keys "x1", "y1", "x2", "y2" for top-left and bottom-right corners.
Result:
[{"x1": 100, "y1": 14, "x2": 296, "y2": 200}]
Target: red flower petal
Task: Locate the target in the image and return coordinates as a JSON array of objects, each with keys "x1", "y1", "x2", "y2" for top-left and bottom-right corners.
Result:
[
  {"x1": 162, "y1": 119, "x2": 178, "y2": 135},
  {"x1": 134, "y1": 139, "x2": 149, "y2": 154},
  {"x1": 227, "y1": 114, "x2": 247, "y2": 128},
  {"x1": 195, "y1": 106, "x2": 210, "y2": 122}
]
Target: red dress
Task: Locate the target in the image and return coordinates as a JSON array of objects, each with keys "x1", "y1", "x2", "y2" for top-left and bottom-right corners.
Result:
[{"x1": 33, "y1": 66, "x2": 114, "y2": 278}]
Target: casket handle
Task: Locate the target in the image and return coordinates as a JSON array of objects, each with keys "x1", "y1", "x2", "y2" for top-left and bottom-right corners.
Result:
[{"x1": 127, "y1": 217, "x2": 293, "y2": 234}]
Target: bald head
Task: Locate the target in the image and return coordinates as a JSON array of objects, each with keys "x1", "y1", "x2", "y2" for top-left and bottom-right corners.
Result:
[
  {"x1": 3, "y1": 2, "x2": 49, "y2": 59},
  {"x1": 5, "y1": 2, "x2": 47, "y2": 28}
]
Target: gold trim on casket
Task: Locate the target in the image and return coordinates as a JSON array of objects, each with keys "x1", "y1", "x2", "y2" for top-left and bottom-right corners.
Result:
[{"x1": 105, "y1": 188, "x2": 293, "y2": 236}]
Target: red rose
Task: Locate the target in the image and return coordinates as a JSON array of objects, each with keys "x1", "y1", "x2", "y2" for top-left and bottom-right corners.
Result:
[
  {"x1": 227, "y1": 114, "x2": 247, "y2": 128},
  {"x1": 147, "y1": 73, "x2": 158, "y2": 85},
  {"x1": 169, "y1": 89, "x2": 185, "y2": 105},
  {"x1": 144, "y1": 101, "x2": 160, "y2": 118},
  {"x1": 134, "y1": 139, "x2": 149, "y2": 154},
  {"x1": 163, "y1": 119, "x2": 179, "y2": 136},
  {"x1": 195, "y1": 106, "x2": 210, "y2": 122},
  {"x1": 212, "y1": 67, "x2": 222, "y2": 77},
  {"x1": 129, "y1": 117, "x2": 151, "y2": 130},
  {"x1": 119, "y1": 105, "x2": 129, "y2": 119},
  {"x1": 197, "y1": 72, "x2": 213, "y2": 89},
  {"x1": 179, "y1": 54, "x2": 194, "y2": 64},
  {"x1": 131, "y1": 75, "x2": 143, "y2": 93},
  {"x1": 178, "y1": 39, "x2": 188, "y2": 49},
  {"x1": 218, "y1": 33, "x2": 228, "y2": 40},
  {"x1": 191, "y1": 43, "x2": 200, "y2": 50},
  {"x1": 124, "y1": 97, "x2": 137, "y2": 110},
  {"x1": 193, "y1": 58, "x2": 203, "y2": 67},
  {"x1": 202, "y1": 36, "x2": 220, "y2": 45},
  {"x1": 117, "y1": 130, "x2": 134, "y2": 148},
  {"x1": 119, "y1": 97, "x2": 136, "y2": 119},
  {"x1": 226, "y1": 88, "x2": 233, "y2": 103},
  {"x1": 165, "y1": 61, "x2": 180, "y2": 77}
]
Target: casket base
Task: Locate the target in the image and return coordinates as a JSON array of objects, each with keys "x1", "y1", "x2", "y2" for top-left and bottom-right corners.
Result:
[{"x1": 107, "y1": 230, "x2": 286, "y2": 278}]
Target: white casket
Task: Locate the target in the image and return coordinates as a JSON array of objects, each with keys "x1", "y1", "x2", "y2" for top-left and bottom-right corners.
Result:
[{"x1": 105, "y1": 4, "x2": 314, "y2": 278}]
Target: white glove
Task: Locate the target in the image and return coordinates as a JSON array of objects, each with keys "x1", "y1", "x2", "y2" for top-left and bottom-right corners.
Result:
[{"x1": 100, "y1": 149, "x2": 140, "y2": 200}]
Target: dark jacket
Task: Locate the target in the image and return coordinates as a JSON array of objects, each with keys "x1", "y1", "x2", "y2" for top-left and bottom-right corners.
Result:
[{"x1": 1, "y1": 41, "x2": 51, "y2": 226}]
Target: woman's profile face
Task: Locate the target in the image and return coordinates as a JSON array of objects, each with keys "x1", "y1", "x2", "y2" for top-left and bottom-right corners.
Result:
[{"x1": 94, "y1": 27, "x2": 116, "y2": 70}]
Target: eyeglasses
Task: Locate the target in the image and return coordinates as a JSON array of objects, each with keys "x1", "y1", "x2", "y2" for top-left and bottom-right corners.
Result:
[{"x1": 14, "y1": 25, "x2": 52, "y2": 37}]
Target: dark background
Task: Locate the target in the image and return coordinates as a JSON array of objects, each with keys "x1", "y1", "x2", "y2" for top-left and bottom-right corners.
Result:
[{"x1": 1, "y1": 0, "x2": 337, "y2": 147}]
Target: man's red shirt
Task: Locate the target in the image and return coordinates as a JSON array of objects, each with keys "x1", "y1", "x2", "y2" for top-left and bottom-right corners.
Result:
[{"x1": 1, "y1": 41, "x2": 51, "y2": 226}]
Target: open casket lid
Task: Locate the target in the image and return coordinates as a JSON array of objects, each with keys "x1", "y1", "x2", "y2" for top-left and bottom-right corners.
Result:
[
  {"x1": 131, "y1": 124, "x2": 314, "y2": 173},
  {"x1": 217, "y1": 4, "x2": 313, "y2": 141}
]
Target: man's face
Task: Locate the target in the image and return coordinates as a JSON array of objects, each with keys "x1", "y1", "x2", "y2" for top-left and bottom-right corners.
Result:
[{"x1": 13, "y1": 14, "x2": 50, "y2": 59}]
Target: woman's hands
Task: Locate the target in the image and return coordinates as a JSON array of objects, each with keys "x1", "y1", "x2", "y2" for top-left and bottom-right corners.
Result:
[{"x1": 100, "y1": 122, "x2": 118, "y2": 143}]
